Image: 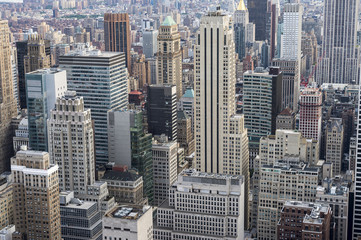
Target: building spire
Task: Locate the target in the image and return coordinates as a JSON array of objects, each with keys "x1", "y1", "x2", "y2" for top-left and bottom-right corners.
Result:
[{"x1": 237, "y1": 0, "x2": 247, "y2": 10}]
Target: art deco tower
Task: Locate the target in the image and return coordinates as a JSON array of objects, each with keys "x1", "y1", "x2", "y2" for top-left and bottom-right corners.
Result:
[
  {"x1": 156, "y1": 16, "x2": 182, "y2": 99},
  {"x1": 317, "y1": 0, "x2": 359, "y2": 84},
  {"x1": 194, "y1": 10, "x2": 250, "y2": 229},
  {"x1": 0, "y1": 20, "x2": 18, "y2": 174}
]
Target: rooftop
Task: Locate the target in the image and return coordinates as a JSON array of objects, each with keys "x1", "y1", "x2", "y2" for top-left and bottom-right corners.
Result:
[
  {"x1": 27, "y1": 68, "x2": 65, "y2": 75},
  {"x1": 102, "y1": 171, "x2": 141, "y2": 182},
  {"x1": 162, "y1": 16, "x2": 177, "y2": 26},
  {"x1": 106, "y1": 205, "x2": 151, "y2": 220},
  {"x1": 237, "y1": 0, "x2": 247, "y2": 11}
]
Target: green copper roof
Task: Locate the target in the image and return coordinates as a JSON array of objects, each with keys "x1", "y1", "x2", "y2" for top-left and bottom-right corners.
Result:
[
  {"x1": 182, "y1": 89, "x2": 194, "y2": 98},
  {"x1": 162, "y1": 16, "x2": 177, "y2": 26}
]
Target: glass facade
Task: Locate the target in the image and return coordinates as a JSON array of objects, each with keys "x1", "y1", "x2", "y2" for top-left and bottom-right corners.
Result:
[{"x1": 60, "y1": 52, "x2": 128, "y2": 164}]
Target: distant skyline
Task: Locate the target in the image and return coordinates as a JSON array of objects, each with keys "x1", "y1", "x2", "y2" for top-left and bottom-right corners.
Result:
[{"x1": 0, "y1": 0, "x2": 22, "y2": 2}]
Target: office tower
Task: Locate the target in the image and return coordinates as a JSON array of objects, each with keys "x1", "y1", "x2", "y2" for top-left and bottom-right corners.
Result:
[
  {"x1": 104, "y1": 13, "x2": 131, "y2": 73},
  {"x1": 325, "y1": 118, "x2": 344, "y2": 176},
  {"x1": 103, "y1": 205, "x2": 153, "y2": 240},
  {"x1": 233, "y1": 0, "x2": 248, "y2": 60},
  {"x1": 15, "y1": 41, "x2": 28, "y2": 109},
  {"x1": 26, "y1": 68, "x2": 67, "y2": 151},
  {"x1": 101, "y1": 171, "x2": 147, "y2": 205},
  {"x1": 152, "y1": 137, "x2": 178, "y2": 206},
  {"x1": 276, "y1": 107, "x2": 296, "y2": 130},
  {"x1": 302, "y1": 30, "x2": 318, "y2": 74},
  {"x1": 24, "y1": 35, "x2": 50, "y2": 75},
  {"x1": 0, "y1": 21, "x2": 18, "y2": 174},
  {"x1": 10, "y1": 46, "x2": 19, "y2": 109},
  {"x1": 271, "y1": 59, "x2": 300, "y2": 111},
  {"x1": 353, "y1": 85, "x2": 361, "y2": 239},
  {"x1": 178, "y1": 88, "x2": 194, "y2": 123},
  {"x1": 156, "y1": 16, "x2": 182, "y2": 99},
  {"x1": 153, "y1": 169, "x2": 245, "y2": 239},
  {"x1": 248, "y1": 0, "x2": 268, "y2": 41},
  {"x1": 60, "y1": 192, "x2": 102, "y2": 240},
  {"x1": 13, "y1": 117, "x2": 29, "y2": 152},
  {"x1": 299, "y1": 88, "x2": 322, "y2": 142},
  {"x1": 277, "y1": 201, "x2": 332, "y2": 240},
  {"x1": 317, "y1": 180, "x2": 349, "y2": 240},
  {"x1": 133, "y1": 55, "x2": 149, "y2": 89},
  {"x1": 147, "y1": 85, "x2": 177, "y2": 141},
  {"x1": 317, "y1": 0, "x2": 359, "y2": 84},
  {"x1": 59, "y1": 49, "x2": 128, "y2": 164},
  {"x1": 47, "y1": 91, "x2": 95, "y2": 195},
  {"x1": 143, "y1": 29, "x2": 158, "y2": 58},
  {"x1": 177, "y1": 111, "x2": 194, "y2": 156},
  {"x1": 194, "y1": 11, "x2": 250, "y2": 228},
  {"x1": 243, "y1": 67, "x2": 282, "y2": 157},
  {"x1": 257, "y1": 160, "x2": 319, "y2": 239},
  {"x1": 11, "y1": 150, "x2": 61, "y2": 240},
  {"x1": 281, "y1": 4, "x2": 303, "y2": 60},
  {"x1": 0, "y1": 177, "x2": 13, "y2": 230},
  {"x1": 107, "y1": 110, "x2": 153, "y2": 203}
]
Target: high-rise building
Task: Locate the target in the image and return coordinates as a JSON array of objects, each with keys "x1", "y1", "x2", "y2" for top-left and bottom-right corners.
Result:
[
  {"x1": 177, "y1": 110, "x2": 194, "y2": 156},
  {"x1": 107, "y1": 110, "x2": 153, "y2": 203},
  {"x1": 317, "y1": 0, "x2": 359, "y2": 84},
  {"x1": 26, "y1": 68, "x2": 67, "y2": 151},
  {"x1": 10, "y1": 46, "x2": 19, "y2": 109},
  {"x1": 104, "y1": 13, "x2": 131, "y2": 73},
  {"x1": 243, "y1": 67, "x2": 283, "y2": 157},
  {"x1": 276, "y1": 107, "x2": 296, "y2": 130},
  {"x1": 257, "y1": 160, "x2": 319, "y2": 239},
  {"x1": 103, "y1": 205, "x2": 153, "y2": 240},
  {"x1": 60, "y1": 192, "x2": 102, "y2": 240},
  {"x1": 352, "y1": 85, "x2": 361, "y2": 239},
  {"x1": 147, "y1": 85, "x2": 177, "y2": 141},
  {"x1": 234, "y1": 0, "x2": 248, "y2": 60},
  {"x1": 271, "y1": 59, "x2": 300, "y2": 111},
  {"x1": 317, "y1": 180, "x2": 349, "y2": 240},
  {"x1": 101, "y1": 171, "x2": 147, "y2": 205},
  {"x1": 325, "y1": 118, "x2": 344, "y2": 176},
  {"x1": 277, "y1": 201, "x2": 332, "y2": 240},
  {"x1": 0, "y1": 177, "x2": 13, "y2": 230},
  {"x1": 12, "y1": 117, "x2": 29, "y2": 152},
  {"x1": 153, "y1": 169, "x2": 245, "y2": 239},
  {"x1": 194, "y1": 11, "x2": 250, "y2": 228},
  {"x1": 0, "y1": 21, "x2": 18, "y2": 174},
  {"x1": 299, "y1": 88, "x2": 322, "y2": 142},
  {"x1": 47, "y1": 91, "x2": 95, "y2": 196},
  {"x1": 59, "y1": 48, "x2": 128, "y2": 164},
  {"x1": 156, "y1": 16, "x2": 182, "y2": 99},
  {"x1": 11, "y1": 150, "x2": 61, "y2": 240},
  {"x1": 152, "y1": 137, "x2": 178, "y2": 206},
  {"x1": 281, "y1": 4, "x2": 303, "y2": 60},
  {"x1": 24, "y1": 35, "x2": 50, "y2": 76},
  {"x1": 15, "y1": 41, "x2": 28, "y2": 109},
  {"x1": 143, "y1": 29, "x2": 158, "y2": 58},
  {"x1": 248, "y1": 0, "x2": 268, "y2": 41}
]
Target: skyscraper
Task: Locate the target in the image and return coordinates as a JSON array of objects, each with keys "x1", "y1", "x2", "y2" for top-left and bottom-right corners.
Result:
[
  {"x1": 107, "y1": 110, "x2": 153, "y2": 203},
  {"x1": 352, "y1": 85, "x2": 361, "y2": 239},
  {"x1": 143, "y1": 29, "x2": 158, "y2": 58},
  {"x1": 156, "y1": 16, "x2": 182, "y2": 99},
  {"x1": 24, "y1": 35, "x2": 50, "y2": 74},
  {"x1": 281, "y1": 3, "x2": 303, "y2": 61},
  {"x1": 325, "y1": 118, "x2": 344, "y2": 176},
  {"x1": 194, "y1": 10, "x2": 250, "y2": 229},
  {"x1": 248, "y1": 0, "x2": 268, "y2": 41},
  {"x1": 0, "y1": 20, "x2": 18, "y2": 174},
  {"x1": 299, "y1": 88, "x2": 322, "y2": 143},
  {"x1": 11, "y1": 150, "x2": 61, "y2": 240},
  {"x1": 15, "y1": 41, "x2": 28, "y2": 109},
  {"x1": 317, "y1": 0, "x2": 359, "y2": 84},
  {"x1": 104, "y1": 13, "x2": 131, "y2": 73},
  {"x1": 26, "y1": 68, "x2": 67, "y2": 151},
  {"x1": 233, "y1": 0, "x2": 248, "y2": 60},
  {"x1": 59, "y1": 48, "x2": 128, "y2": 164},
  {"x1": 47, "y1": 91, "x2": 95, "y2": 196},
  {"x1": 147, "y1": 85, "x2": 177, "y2": 141}
]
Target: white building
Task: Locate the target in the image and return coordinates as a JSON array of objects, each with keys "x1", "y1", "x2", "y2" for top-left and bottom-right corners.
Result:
[
  {"x1": 103, "y1": 205, "x2": 153, "y2": 240},
  {"x1": 281, "y1": 3, "x2": 303, "y2": 60},
  {"x1": 47, "y1": 91, "x2": 95, "y2": 196},
  {"x1": 154, "y1": 169, "x2": 245, "y2": 239},
  {"x1": 152, "y1": 137, "x2": 178, "y2": 206},
  {"x1": 0, "y1": 225, "x2": 15, "y2": 240}
]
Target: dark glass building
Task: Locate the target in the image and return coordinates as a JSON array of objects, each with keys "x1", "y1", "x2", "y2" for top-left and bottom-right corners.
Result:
[{"x1": 248, "y1": 0, "x2": 268, "y2": 41}]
